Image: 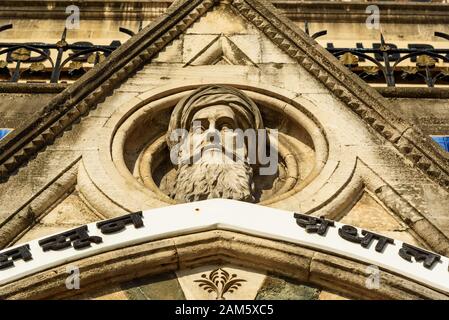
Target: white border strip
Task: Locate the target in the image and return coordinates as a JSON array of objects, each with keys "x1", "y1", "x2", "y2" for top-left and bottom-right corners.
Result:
[{"x1": 0, "y1": 199, "x2": 448, "y2": 294}]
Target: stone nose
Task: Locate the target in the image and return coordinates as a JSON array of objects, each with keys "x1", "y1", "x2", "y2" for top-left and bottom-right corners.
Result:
[
  {"x1": 204, "y1": 120, "x2": 220, "y2": 144},
  {"x1": 205, "y1": 128, "x2": 221, "y2": 145}
]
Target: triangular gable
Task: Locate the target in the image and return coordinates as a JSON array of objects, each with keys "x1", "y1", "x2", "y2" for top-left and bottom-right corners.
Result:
[
  {"x1": 184, "y1": 34, "x2": 257, "y2": 66},
  {"x1": 0, "y1": 0, "x2": 447, "y2": 194}
]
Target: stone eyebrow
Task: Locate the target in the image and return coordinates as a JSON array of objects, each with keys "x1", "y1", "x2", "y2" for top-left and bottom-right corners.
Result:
[{"x1": 215, "y1": 116, "x2": 236, "y2": 124}]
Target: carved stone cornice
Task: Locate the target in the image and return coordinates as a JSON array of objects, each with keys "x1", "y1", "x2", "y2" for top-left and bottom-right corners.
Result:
[
  {"x1": 1, "y1": 1, "x2": 449, "y2": 24},
  {"x1": 232, "y1": 0, "x2": 449, "y2": 191},
  {"x1": 274, "y1": 1, "x2": 449, "y2": 24},
  {"x1": 0, "y1": 83, "x2": 68, "y2": 94},
  {"x1": 376, "y1": 87, "x2": 449, "y2": 100}
]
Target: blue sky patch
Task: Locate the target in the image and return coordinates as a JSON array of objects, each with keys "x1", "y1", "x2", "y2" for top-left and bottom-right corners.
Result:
[
  {"x1": 432, "y1": 136, "x2": 449, "y2": 153},
  {"x1": 0, "y1": 128, "x2": 12, "y2": 141}
]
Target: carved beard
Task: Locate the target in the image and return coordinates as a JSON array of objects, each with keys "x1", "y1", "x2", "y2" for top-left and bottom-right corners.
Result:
[{"x1": 171, "y1": 149, "x2": 255, "y2": 203}]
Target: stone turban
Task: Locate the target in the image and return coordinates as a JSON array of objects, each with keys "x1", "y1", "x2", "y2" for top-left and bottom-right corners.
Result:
[{"x1": 166, "y1": 85, "x2": 264, "y2": 148}]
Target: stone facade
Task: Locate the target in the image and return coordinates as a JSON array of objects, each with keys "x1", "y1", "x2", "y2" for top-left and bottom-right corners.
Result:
[{"x1": 0, "y1": 0, "x2": 449, "y2": 300}]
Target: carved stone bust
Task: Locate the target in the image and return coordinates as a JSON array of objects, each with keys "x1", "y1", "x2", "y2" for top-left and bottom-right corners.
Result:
[{"x1": 166, "y1": 85, "x2": 265, "y2": 203}]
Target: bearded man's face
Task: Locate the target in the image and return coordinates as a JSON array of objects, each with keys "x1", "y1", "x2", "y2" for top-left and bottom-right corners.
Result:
[{"x1": 171, "y1": 105, "x2": 255, "y2": 203}]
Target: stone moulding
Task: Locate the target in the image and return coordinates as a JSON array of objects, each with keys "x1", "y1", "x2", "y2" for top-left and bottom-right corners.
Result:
[
  {"x1": 77, "y1": 81, "x2": 367, "y2": 218},
  {"x1": 276, "y1": 1, "x2": 449, "y2": 24},
  {"x1": 0, "y1": 230, "x2": 447, "y2": 300},
  {"x1": 113, "y1": 85, "x2": 326, "y2": 204},
  {"x1": 1, "y1": 198, "x2": 449, "y2": 299},
  {"x1": 0, "y1": 83, "x2": 68, "y2": 94},
  {"x1": 231, "y1": 0, "x2": 449, "y2": 191},
  {"x1": 298, "y1": 157, "x2": 449, "y2": 257},
  {"x1": 0, "y1": 157, "x2": 81, "y2": 249},
  {"x1": 2, "y1": 1, "x2": 449, "y2": 24},
  {"x1": 377, "y1": 87, "x2": 449, "y2": 100},
  {"x1": 0, "y1": 0, "x2": 448, "y2": 196},
  {"x1": 184, "y1": 34, "x2": 258, "y2": 66},
  {"x1": 358, "y1": 159, "x2": 449, "y2": 256},
  {"x1": 0, "y1": 0, "x2": 215, "y2": 181}
]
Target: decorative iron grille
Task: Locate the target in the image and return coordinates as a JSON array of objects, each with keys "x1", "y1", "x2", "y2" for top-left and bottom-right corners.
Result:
[
  {"x1": 0, "y1": 23, "x2": 142, "y2": 84},
  {"x1": 1, "y1": 22, "x2": 449, "y2": 87},
  {"x1": 305, "y1": 23, "x2": 449, "y2": 88}
]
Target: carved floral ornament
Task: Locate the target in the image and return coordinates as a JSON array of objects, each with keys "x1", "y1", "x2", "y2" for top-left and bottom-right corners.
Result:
[
  {"x1": 194, "y1": 268, "x2": 247, "y2": 300},
  {"x1": 77, "y1": 82, "x2": 360, "y2": 218}
]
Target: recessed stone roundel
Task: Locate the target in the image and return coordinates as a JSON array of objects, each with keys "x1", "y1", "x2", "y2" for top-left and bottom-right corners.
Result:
[
  {"x1": 78, "y1": 82, "x2": 358, "y2": 218},
  {"x1": 113, "y1": 85, "x2": 326, "y2": 204}
]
